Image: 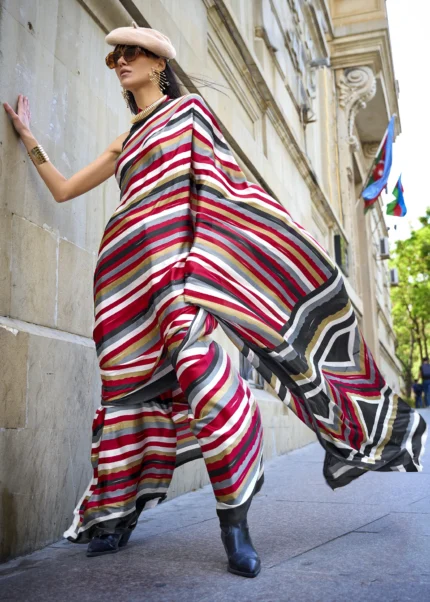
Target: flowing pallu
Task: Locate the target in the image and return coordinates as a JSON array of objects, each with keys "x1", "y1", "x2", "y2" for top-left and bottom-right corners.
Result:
[{"x1": 65, "y1": 94, "x2": 427, "y2": 542}]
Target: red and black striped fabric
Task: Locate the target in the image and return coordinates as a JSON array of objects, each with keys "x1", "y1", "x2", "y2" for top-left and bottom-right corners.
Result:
[{"x1": 65, "y1": 94, "x2": 426, "y2": 542}]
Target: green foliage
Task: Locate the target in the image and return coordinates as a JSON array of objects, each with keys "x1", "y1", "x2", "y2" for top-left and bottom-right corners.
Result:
[{"x1": 390, "y1": 208, "x2": 430, "y2": 396}]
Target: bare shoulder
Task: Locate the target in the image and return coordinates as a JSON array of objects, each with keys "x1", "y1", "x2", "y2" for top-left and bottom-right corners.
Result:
[{"x1": 107, "y1": 130, "x2": 130, "y2": 155}]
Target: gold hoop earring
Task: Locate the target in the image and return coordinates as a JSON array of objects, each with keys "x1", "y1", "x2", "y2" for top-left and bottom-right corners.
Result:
[
  {"x1": 121, "y1": 87, "x2": 131, "y2": 109},
  {"x1": 149, "y1": 67, "x2": 169, "y2": 92}
]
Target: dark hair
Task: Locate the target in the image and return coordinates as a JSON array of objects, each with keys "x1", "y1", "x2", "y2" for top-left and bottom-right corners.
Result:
[{"x1": 424, "y1": 357, "x2": 429, "y2": 362}]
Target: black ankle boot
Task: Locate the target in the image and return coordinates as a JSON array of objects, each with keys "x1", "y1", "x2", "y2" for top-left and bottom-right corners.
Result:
[
  {"x1": 220, "y1": 519, "x2": 261, "y2": 578},
  {"x1": 86, "y1": 529, "x2": 132, "y2": 557}
]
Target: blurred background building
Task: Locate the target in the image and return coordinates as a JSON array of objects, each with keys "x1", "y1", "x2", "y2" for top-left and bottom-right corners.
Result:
[{"x1": 0, "y1": 0, "x2": 401, "y2": 560}]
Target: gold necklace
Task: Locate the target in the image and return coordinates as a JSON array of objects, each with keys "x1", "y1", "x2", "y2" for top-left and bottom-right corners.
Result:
[{"x1": 130, "y1": 95, "x2": 168, "y2": 124}]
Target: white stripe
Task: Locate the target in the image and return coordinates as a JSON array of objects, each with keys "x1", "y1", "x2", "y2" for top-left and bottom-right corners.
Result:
[
  {"x1": 116, "y1": 96, "x2": 189, "y2": 173},
  {"x1": 101, "y1": 200, "x2": 190, "y2": 257},
  {"x1": 190, "y1": 249, "x2": 288, "y2": 326},
  {"x1": 94, "y1": 255, "x2": 186, "y2": 324},
  {"x1": 203, "y1": 390, "x2": 255, "y2": 457},
  {"x1": 284, "y1": 270, "x2": 343, "y2": 341},
  {"x1": 98, "y1": 437, "x2": 176, "y2": 459}
]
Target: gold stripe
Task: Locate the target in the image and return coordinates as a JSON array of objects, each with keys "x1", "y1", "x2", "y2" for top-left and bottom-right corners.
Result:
[
  {"x1": 102, "y1": 416, "x2": 175, "y2": 433},
  {"x1": 216, "y1": 449, "x2": 262, "y2": 503},
  {"x1": 95, "y1": 239, "x2": 186, "y2": 304},
  {"x1": 203, "y1": 404, "x2": 259, "y2": 466},
  {"x1": 196, "y1": 197, "x2": 325, "y2": 286},
  {"x1": 100, "y1": 184, "x2": 190, "y2": 249}
]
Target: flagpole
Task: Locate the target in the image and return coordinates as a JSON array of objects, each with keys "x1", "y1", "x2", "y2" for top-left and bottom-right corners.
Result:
[{"x1": 354, "y1": 114, "x2": 397, "y2": 211}]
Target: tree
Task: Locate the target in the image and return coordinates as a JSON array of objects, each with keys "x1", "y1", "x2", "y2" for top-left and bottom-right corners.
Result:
[{"x1": 390, "y1": 208, "x2": 430, "y2": 397}]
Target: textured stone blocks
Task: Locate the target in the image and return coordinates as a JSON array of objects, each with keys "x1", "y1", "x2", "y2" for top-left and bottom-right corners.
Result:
[
  {"x1": 0, "y1": 323, "x2": 100, "y2": 561},
  {"x1": 57, "y1": 239, "x2": 94, "y2": 337},
  {"x1": 0, "y1": 326, "x2": 29, "y2": 429},
  {"x1": 11, "y1": 215, "x2": 57, "y2": 328},
  {"x1": 0, "y1": 210, "x2": 12, "y2": 316}
]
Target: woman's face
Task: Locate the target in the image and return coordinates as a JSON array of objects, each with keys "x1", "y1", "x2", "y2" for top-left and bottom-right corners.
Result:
[{"x1": 112, "y1": 46, "x2": 166, "y2": 92}]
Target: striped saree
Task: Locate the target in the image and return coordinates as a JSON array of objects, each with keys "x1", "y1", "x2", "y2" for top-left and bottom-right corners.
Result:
[{"x1": 65, "y1": 94, "x2": 426, "y2": 543}]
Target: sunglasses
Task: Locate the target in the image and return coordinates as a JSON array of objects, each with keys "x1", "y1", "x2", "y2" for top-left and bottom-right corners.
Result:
[{"x1": 105, "y1": 45, "x2": 152, "y2": 69}]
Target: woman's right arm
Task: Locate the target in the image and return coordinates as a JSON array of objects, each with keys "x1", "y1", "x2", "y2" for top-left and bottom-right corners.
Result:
[{"x1": 3, "y1": 95, "x2": 128, "y2": 203}]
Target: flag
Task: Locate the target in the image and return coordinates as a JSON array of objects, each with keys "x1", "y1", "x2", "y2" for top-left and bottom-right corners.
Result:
[
  {"x1": 386, "y1": 175, "x2": 407, "y2": 216},
  {"x1": 362, "y1": 116, "x2": 395, "y2": 210}
]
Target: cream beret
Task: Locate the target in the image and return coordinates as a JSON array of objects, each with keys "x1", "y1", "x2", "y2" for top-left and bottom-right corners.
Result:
[{"x1": 105, "y1": 21, "x2": 176, "y2": 60}]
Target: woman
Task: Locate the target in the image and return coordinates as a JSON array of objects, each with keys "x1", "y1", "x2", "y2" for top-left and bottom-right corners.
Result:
[{"x1": 3, "y1": 22, "x2": 427, "y2": 578}]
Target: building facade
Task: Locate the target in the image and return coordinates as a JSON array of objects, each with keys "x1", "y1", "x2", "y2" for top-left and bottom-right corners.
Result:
[{"x1": 0, "y1": 0, "x2": 401, "y2": 560}]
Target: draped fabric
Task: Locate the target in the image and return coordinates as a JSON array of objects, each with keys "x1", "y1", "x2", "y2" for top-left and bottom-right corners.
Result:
[
  {"x1": 65, "y1": 306, "x2": 264, "y2": 542},
  {"x1": 65, "y1": 93, "x2": 426, "y2": 542}
]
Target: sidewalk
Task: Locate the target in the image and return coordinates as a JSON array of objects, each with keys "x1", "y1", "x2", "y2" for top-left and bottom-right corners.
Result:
[{"x1": 1, "y1": 409, "x2": 429, "y2": 602}]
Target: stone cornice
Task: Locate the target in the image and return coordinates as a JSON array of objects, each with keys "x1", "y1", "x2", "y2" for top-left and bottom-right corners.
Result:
[{"x1": 330, "y1": 29, "x2": 400, "y2": 131}]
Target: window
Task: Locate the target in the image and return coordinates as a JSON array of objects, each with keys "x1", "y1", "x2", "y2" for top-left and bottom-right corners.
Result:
[{"x1": 334, "y1": 233, "x2": 349, "y2": 276}]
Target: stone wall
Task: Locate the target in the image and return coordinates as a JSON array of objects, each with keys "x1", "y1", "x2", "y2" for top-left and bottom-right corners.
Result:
[{"x1": 0, "y1": 0, "x2": 132, "y2": 561}]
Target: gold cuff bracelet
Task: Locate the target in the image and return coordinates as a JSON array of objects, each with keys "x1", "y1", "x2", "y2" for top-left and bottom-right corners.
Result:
[{"x1": 28, "y1": 145, "x2": 50, "y2": 165}]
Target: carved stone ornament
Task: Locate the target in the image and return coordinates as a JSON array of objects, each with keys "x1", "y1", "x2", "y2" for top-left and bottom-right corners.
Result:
[
  {"x1": 337, "y1": 67, "x2": 377, "y2": 152},
  {"x1": 363, "y1": 142, "x2": 380, "y2": 159}
]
